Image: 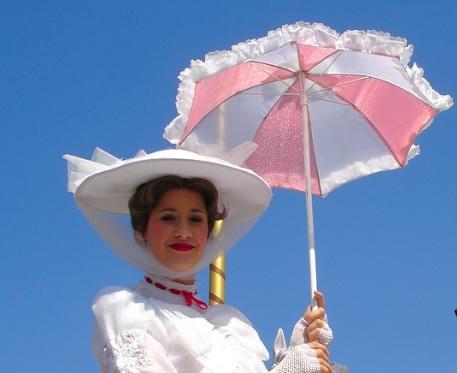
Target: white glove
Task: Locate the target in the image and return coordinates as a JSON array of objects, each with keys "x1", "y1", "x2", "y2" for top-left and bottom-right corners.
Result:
[
  {"x1": 271, "y1": 314, "x2": 333, "y2": 373},
  {"x1": 291, "y1": 316, "x2": 333, "y2": 346},
  {"x1": 271, "y1": 328, "x2": 321, "y2": 373}
]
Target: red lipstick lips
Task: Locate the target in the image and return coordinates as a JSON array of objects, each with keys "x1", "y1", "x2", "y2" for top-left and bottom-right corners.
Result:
[{"x1": 169, "y1": 243, "x2": 194, "y2": 251}]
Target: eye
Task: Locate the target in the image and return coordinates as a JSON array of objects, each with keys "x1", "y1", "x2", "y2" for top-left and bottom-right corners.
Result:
[
  {"x1": 160, "y1": 214, "x2": 176, "y2": 222},
  {"x1": 189, "y1": 215, "x2": 205, "y2": 223}
]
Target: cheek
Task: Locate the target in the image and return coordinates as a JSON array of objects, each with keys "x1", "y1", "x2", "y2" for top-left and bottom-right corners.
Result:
[
  {"x1": 194, "y1": 226, "x2": 209, "y2": 245},
  {"x1": 146, "y1": 220, "x2": 169, "y2": 241}
]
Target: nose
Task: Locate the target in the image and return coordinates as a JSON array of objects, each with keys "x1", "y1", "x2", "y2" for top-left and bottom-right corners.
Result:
[{"x1": 174, "y1": 220, "x2": 192, "y2": 239}]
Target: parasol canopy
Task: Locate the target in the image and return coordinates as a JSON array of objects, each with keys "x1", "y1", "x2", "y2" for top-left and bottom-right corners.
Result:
[{"x1": 164, "y1": 21, "x2": 453, "y2": 299}]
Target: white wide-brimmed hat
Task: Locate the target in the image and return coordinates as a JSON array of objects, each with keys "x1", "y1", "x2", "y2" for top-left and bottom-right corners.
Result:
[{"x1": 64, "y1": 148, "x2": 272, "y2": 277}]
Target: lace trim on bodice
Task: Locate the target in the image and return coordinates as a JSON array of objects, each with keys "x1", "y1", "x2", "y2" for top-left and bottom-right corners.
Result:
[{"x1": 101, "y1": 329, "x2": 153, "y2": 373}]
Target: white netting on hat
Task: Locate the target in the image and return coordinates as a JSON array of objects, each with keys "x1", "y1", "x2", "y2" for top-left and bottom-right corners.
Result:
[
  {"x1": 64, "y1": 148, "x2": 271, "y2": 278},
  {"x1": 76, "y1": 199, "x2": 260, "y2": 278}
]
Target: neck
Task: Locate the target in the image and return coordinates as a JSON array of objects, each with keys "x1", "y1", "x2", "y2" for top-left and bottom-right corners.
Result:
[
  {"x1": 143, "y1": 275, "x2": 207, "y2": 310},
  {"x1": 169, "y1": 276, "x2": 195, "y2": 285}
]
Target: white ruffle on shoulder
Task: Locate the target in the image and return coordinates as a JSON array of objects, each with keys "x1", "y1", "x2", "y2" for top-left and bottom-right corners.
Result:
[{"x1": 92, "y1": 280, "x2": 269, "y2": 373}]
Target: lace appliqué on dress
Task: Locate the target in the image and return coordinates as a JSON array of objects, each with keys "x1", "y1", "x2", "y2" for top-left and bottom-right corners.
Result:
[{"x1": 101, "y1": 329, "x2": 154, "y2": 373}]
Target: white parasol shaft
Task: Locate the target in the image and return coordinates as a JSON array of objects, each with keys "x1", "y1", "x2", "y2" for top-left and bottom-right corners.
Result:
[{"x1": 299, "y1": 72, "x2": 318, "y2": 304}]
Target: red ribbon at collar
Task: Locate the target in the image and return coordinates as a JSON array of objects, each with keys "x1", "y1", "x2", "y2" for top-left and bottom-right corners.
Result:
[{"x1": 145, "y1": 276, "x2": 208, "y2": 310}]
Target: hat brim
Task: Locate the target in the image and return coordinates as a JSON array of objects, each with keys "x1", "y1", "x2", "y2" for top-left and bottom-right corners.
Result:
[
  {"x1": 75, "y1": 149, "x2": 271, "y2": 216},
  {"x1": 69, "y1": 149, "x2": 272, "y2": 277}
]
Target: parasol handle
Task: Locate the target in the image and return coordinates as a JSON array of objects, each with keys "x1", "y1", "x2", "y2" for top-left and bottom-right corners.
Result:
[
  {"x1": 299, "y1": 71, "x2": 318, "y2": 305},
  {"x1": 309, "y1": 247, "x2": 318, "y2": 300}
]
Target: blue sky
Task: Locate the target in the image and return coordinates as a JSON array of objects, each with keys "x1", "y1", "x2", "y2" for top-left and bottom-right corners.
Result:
[{"x1": 1, "y1": 1, "x2": 456, "y2": 372}]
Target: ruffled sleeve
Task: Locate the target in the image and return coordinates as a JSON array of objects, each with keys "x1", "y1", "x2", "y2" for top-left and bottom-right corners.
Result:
[{"x1": 92, "y1": 287, "x2": 177, "y2": 373}]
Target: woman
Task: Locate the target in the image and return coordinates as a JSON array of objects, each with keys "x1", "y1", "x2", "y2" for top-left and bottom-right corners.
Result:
[{"x1": 64, "y1": 148, "x2": 333, "y2": 373}]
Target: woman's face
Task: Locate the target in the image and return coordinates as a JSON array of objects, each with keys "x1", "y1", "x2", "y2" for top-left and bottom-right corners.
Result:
[{"x1": 142, "y1": 188, "x2": 209, "y2": 273}]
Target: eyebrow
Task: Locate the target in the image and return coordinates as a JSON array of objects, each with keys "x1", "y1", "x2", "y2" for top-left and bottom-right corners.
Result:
[{"x1": 158, "y1": 208, "x2": 206, "y2": 213}]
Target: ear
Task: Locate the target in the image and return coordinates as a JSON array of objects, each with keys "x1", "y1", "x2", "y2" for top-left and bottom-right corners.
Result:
[{"x1": 134, "y1": 230, "x2": 147, "y2": 247}]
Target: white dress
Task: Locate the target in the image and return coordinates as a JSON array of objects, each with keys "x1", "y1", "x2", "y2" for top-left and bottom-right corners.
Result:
[{"x1": 92, "y1": 276, "x2": 271, "y2": 373}]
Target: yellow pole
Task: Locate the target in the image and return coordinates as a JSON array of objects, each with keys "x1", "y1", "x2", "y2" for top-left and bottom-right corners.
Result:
[
  {"x1": 209, "y1": 220, "x2": 225, "y2": 305},
  {"x1": 209, "y1": 254, "x2": 226, "y2": 305},
  {"x1": 209, "y1": 104, "x2": 226, "y2": 305}
]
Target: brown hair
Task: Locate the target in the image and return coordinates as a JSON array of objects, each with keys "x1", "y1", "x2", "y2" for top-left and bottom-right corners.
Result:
[{"x1": 128, "y1": 175, "x2": 227, "y2": 235}]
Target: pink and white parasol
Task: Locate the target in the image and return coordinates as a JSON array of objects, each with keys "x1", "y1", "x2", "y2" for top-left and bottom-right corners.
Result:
[{"x1": 164, "y1": 22, "x2": 453, "y2": 299}]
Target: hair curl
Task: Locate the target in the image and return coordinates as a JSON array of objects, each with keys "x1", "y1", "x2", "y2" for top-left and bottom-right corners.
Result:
[{"x1": 128, "y1": 175, "x2": 227, "y2": 236}]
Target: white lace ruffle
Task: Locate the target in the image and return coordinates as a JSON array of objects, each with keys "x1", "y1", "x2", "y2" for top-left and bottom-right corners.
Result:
[
  {"x1": 101, "y1": 329, "x2": 154, "y2": 373},
  {"x1": 164, "y1": 21, "x2": 452, "y2": 145}
]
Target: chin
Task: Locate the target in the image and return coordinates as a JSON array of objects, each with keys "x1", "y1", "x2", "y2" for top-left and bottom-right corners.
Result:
[
  {"x1": 166, "y1": 261, "x2": 197, "y2": 273},
  {"x1": 165, "y1": 256, "x2": 202, "y2": 273}
]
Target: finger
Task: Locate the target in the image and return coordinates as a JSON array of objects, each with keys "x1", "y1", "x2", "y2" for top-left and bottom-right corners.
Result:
[
  {"x1": 306, "y1": 319, "x2": 325, "y2": 342},
  {"x1": 304, "y1": 305, "x2": 325, "y2": 321},
  {"x1": 313, "y1": 290, "x2": 326, "y2": 309},
  {"x1": 303, "y1": 304, "x2": 312, "y2": 320},
  {"x1": 318, "y1": 325, "x2": 334, "y2": 346},
  {"x1": 319, "y1": 359, "x2": 332, "y2": 373},
  {"x1": 307, "y1": 327, "x2": 321, "y2": 342},
  {"x1": 319, "y1": 361, "x2": 332, "y2": 373},
  {"x1": 304, "y1": 307, "x2": 326, "y2": 324},
  {"x1": 307, "y1": 321, "x2": 323, "y2": 341},
  {"x1": 307, "y1": 319, "x2": 325, "y2": 332},
  {"x1": 315, "y1": 348, "x2": 329, "y2": 359},
  {"x1": 308, "y1": 342, "x2": 329, "y2": 357}
]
